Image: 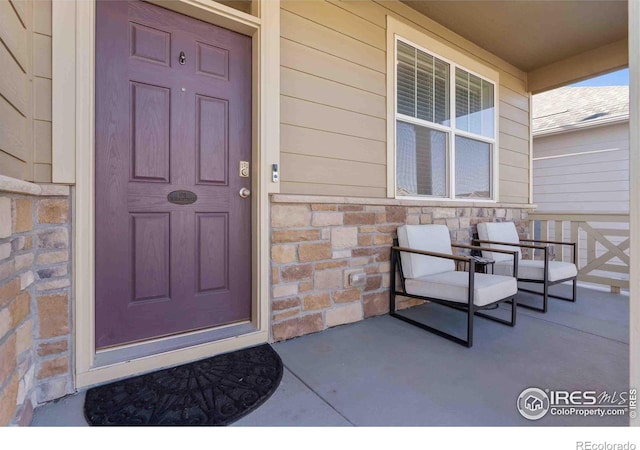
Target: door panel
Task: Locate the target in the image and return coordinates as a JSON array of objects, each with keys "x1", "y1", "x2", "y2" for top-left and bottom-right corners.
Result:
[{"x1": 95, "y1": 0, "x2": 252, "y2": 349}]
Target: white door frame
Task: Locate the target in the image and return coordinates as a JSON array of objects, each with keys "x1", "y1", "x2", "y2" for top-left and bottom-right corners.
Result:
[{"x1": 53, "y1": 0, "x2": 280, "y2": 388}]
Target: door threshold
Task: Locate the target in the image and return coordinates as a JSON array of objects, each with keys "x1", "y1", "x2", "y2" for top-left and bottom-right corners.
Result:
[{"x1": 94, "y1": 322, "x2": 257, "y2": 368}]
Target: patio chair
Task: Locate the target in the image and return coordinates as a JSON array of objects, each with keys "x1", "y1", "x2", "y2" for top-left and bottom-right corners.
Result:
[
  {"x1": 390, "y1": 224, "x2": 519, "y2": 348},
  {"x1": 475, "y1": 222, "x2": 578, "y2": 313}
]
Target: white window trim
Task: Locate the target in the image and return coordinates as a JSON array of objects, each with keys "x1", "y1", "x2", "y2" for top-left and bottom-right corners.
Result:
[{"x1": 386, "y1": 16, "x2": 500, "y2": 202}]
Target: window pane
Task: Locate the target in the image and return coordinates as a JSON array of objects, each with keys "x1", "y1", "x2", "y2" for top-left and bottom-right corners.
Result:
[
  {"x1": 397, "y1": 41, "x2": 415, "y2": 117},
  {"x1": 455, "y1": 68, "x2": 495, "y2": 138},
  {"x1": 455, "y1": 136, "x2": 491, "y2": 199},
  {"x1": 396, "y1": 121, "x2": 447, "y2": 197}
]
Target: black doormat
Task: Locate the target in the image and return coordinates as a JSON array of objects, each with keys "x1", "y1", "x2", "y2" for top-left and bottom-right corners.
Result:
[{"x1": 84, "y1": 344, "x2": 283, "y2": 426}]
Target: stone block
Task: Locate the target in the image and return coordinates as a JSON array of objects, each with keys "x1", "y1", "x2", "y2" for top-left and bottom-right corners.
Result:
[
  {"x1": 338, "y1": 205, "x2": 364, "y2": 211},
  {"x1": 272, "y1": 313, "x2": 323, "y2": 341},
  {"x1": 365, "y1": 274, "x2": 382, "y2": 291},
  {"x1": 298, "y1": 242, "x2": 331, "y2": 262},
  {"x1": 332, "y1": 250, "x2": 351, "y2": 259},
  {"x1": 20, "y1": 271, "x2": 34, "y2": 289},
  {"x1": 311, "y1": 204, "x2": 336, "y2": 211},
  {"x1": 14, "y1": 253, "x2": 34, "y2": 272},
  {"x1": 431, "y1": 208, "x2": 456, "y2": 219},
  {"x1": 272, "y1": 230, "x2": 320, "y2": 243},
  {"x1": 302, "y1": 293, "x2": 331, "y2": 311},
  {"x1": 272, "y1": 284, "x2": 298, "y2": 299},
  {"x1": 326, "y1": 303, "x2": 363, "y2": 328},
  {"x1": 37, "y1": 376, "x2": 69, "y2": 403},
  {"x1": 363, "y1": 292, "x2": 389, "y2": 318},
  {"x1": 280, "y1": 264, "x2": 313, "y2": 282},
  {"x1": 0, "y1": 260, "x2": 14, "y2": 280},
  {"x1": 272, "y1": 297, "x2": 301, "y2": 311},
  {"x1": 10, "y1": 291, "x2": 30, "y2": 327},
  {"x1": 315, "y1": 260, "x2": 347, "y2": 270},
  {"x1": 37, "y1": 356, "x2": 69, "y2": 379},
  {"x1": 406, "y1": 215, "x2": 419, "y2": 225},
  {"x1": 0, "y1": 374, "x2": 18, "y2": 426},
  {"x1": 0, "y1": 333, "x2": 17, "y2": 384},
  {"x1": 333, "y1": 289, "x2": 361, "y2": 303},
  {"x1": 271, "y1": 245, "x2": 296, "y2": 264},
  {"x1": 13, "y1": 199, "x2": 33, "y2": 233},
  {"x1": 36, "y1": 278, "x2": 70, "y2": 291},
  {"x1": 37, "y1": 264, "x2": 68, "y2": 279},
  {"x1": 37, "y1": 199, "x2": 69, "y2": 224},
  {"x1": 331, "y1": 227, "x2": 358, "y2": 249},
  {"x1": 37, "y1": 228, "x2": 68, "y2": 249},
  {"x1": 374, "y1": 234, "x2": 394, "y2": 246},
  {"x1": 37, "y1": 340, "x2": 69, "y2": 357},
  {"x1": 314, "y1": 270, "x2": 342, "y2": 290},
  {"x1": 311, "y1": 212, "x2": 343, "y2": 227},
  {"x1": 0, "y1": 278, "x2": 20, "y2": 308},
  {"x1": 0, "y1": 243, "x2": 11, "y2": 261},
  {"x1": 358, "y1": 235, "x2": 373, "y2": 246},
  {"x1": 0, "y1": 307, "x2": 10, "y2": 341},
  {"x1": 0, "y1": 198, "x2": 11, "y2": 238},
  {"x1": 15, "y1": 320, "x2": 33, "y2": 355},
  {"x1": 37, "y1": 293, "x2": 69, "y2": 338},
  {"x1": 271, "y1": 205, "x2": 310, "y2": 228},
  {"x1": 272, "y1": 309, "x2": 299, "y2": 322},
  {"x1": 385, "y1": 206, "x2": 407, "y2": 223},
  {"x1": 298, "y1": 281, "x2": 313, "y2": 293},
  {"x1": 36, "y1": 251, "x2": 68, "y2": 265},
  {"x1": 344, "y1": 212, "x2": 375, "y2": 225}
]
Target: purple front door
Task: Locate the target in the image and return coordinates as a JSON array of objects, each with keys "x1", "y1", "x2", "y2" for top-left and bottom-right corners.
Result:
[{"x1": 95, "y1": 1, "x2": 252, "y2": 349}]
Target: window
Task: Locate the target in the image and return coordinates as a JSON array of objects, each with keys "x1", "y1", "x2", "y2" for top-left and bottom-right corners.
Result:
[{"x1": 395, "y1": 38, "x2": 497, "y2": 200}]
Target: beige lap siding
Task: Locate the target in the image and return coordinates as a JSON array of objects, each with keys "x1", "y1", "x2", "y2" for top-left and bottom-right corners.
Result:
[
  {"x1": 269, "y1": 199, "x2": 532, "y2": 342},
  {"x1": 0, "y1": 0, "x2": 53, "y2": 183},
  {"x1": 0, "y1": 185, "x2": 73, "y2": 426},
  {"x1": 279, "y1": 0, "x2": 531, "y2": 204}
]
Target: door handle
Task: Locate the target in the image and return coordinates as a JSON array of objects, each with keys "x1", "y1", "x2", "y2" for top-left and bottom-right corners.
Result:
[{"x1": 239, "y1": 187, "x2": 251, "y2": 198}]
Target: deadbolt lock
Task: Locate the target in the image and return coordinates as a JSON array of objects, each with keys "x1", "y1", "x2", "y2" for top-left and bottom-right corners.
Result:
[{"x1": 239, "y1": 161, "x2": 250, "y2": 178}]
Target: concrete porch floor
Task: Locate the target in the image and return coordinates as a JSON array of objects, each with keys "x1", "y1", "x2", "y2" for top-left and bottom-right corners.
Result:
[{"x1": 30, "y1": 283, "x2": 629, "y2": 427}]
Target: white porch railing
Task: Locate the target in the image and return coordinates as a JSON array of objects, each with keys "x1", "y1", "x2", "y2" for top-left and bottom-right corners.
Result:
[{"x1": 528, "y1": 212, "x2": 630, "y2": 293}]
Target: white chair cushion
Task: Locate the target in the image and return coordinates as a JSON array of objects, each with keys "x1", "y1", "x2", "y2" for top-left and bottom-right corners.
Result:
[
  {"x1": 477, "y1": 222, "x2": 522, "y2": 263},
  {"x1": 493, "y1": 259, "x2": 578, "y2": 282},
  {"x1": 405, "y1": 271, "x2": 517, "y2": 307},
  {"x1": 397, "y1": 225, "x2": 455, "y2": 278}
]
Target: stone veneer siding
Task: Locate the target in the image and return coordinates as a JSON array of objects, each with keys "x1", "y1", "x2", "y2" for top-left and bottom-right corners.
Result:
[
  {"x1": 0, "y1": 183, "x2": 73, "y2": 426},
  {"x1": 270, "y1": 198, "x2": 532, "y2": 342}
]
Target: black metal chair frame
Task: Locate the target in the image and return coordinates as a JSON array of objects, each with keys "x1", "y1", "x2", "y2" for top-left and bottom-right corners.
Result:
[
  {"x1": 390, "y1": 240, "x2": 519, "y2": 348},
  {"x1": 473, "y1": 238, "x2": 578, "y2": 313}
]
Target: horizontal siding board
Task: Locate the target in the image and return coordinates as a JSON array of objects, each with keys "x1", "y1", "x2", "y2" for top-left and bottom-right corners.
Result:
[
  {"x1": 500, "y1": 86, "x2": 529, "y2": 111},
  {"x1": 534, "y1": 159, "x2": 628, "y2": 177},
  {"x1": 281, "y1": 123, "x2": 386, "y2": 164},
  {"x1": 33, "y1": 33, "x2": 52, "y2": 78},
  {"x1": 534, "y1": 139, "x2": 628, "y2": 159},
  {"x1": 34, "y1": 77, "x2": 51, "y2": 121},
  {"x1": 0, "y1": 95, "x2": 27, "y2": 160},
  {"x1": 33, "y1": 0, "x2": 51, "y2": 36},
  {"x1": 33, "y1": 162, "x2": 51, "y2": 183},
  {"x1": 0, "y1": 39, "x2": 28, "y2": 114},
  {"x1": 281, "y1": 9, "x2": 385, "y2": 73},
  {"x1": 534, "y1": 170, "x2": 629, "y2": 185},
  {"x1": 500, "y1": 133, "x2": 529, "y2": 154},
  {"x1": 500, "y1": 116, "x2": 529, "y2": 140},
  {"x1": 34, "y1": 119, "x2": 52, "y2": 164},
  {"x1": 281, "y1": 153, "x2": 386, "y2": 187},
  {"x1": 499, "y1": 180, "x2": 528, "y2": 200},
  {"x1": 329, "y1": 0, "x2": 388, "y2": 28},
  {"x1": 282, "y1": 0, "x2": 385, "y2": 50},
  {"x1": 534, "y1": 180, "x2": 629, "y2": 195},
  {"x1": 535, "y1": 191, "x2": 629, "y2": 203},
  {"x1": 0, "y1": 150, "x2": 26, "y2": 179},
  {"x1": 280, "y1": 181, "x2": 387, "y2": 197},
  {"x1": 0, "y1": 0, "x2": 28, "y2": 70},
  {"x1": 534, "y1": 149, "x2": 628, "y2": 169},
  {"x1": 281, "y1": 38, "x2": 385, "y2": 95},
  {"x1": 499, "y1": 100, "x2": 529, "y2": 125},
  {"x1": 281, "y1": 95, "x2": 386, "y2": 141},
  {"x1": 500, "y1": 165, "x2": 529, "y2": 183},
  {"x1": 281, "y1": 66, "x2": 385, "y2": 118}
]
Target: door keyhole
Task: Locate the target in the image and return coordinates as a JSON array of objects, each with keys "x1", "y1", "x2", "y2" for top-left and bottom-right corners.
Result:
[{"x1": 179, "y1": 51, "x2": 186, "y2": 65}]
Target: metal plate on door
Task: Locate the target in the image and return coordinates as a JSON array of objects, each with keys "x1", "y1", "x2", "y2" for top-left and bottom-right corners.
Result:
[{"x1": 167, "y1": 190, "x2": 197, "y2": 205}]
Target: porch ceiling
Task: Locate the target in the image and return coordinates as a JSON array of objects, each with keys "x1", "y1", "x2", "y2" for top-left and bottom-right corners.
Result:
[{"x1": 401, "y1": 0, "x2": 628, "y2": 92}]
